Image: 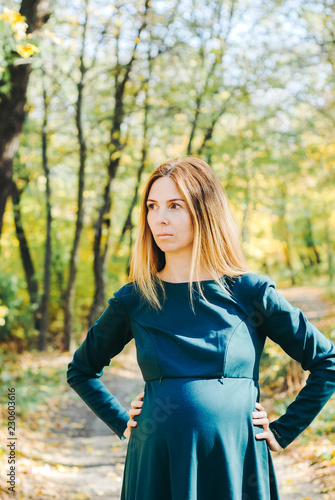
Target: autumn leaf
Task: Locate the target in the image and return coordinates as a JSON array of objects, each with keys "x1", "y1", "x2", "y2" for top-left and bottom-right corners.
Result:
[{"x1": 16, "y1": 43, "x2": 39, "y2": 58}]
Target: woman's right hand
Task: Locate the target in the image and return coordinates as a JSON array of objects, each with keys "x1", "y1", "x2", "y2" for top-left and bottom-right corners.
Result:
[{"x1": 123, "y1": 391, "x2": 145, "y2": 439}]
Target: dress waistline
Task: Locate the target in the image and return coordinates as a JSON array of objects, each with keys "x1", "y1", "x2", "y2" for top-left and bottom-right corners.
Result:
[{"x1": 145, "y1": 375, "x2": 258, "y2": 385}]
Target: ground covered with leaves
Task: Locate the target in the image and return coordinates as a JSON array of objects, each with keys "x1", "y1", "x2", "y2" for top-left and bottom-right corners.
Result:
[{"x1": 0, "y1": 346, "x2": 144, "y2": 499}]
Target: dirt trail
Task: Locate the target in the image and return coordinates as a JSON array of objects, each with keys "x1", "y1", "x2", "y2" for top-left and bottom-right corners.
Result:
[{"x1": 9, "y1": 286, "x2": 334, "y2": 500}]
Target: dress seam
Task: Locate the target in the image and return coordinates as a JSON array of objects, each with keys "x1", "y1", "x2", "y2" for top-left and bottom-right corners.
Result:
[
  {"x1": 145, "y1": 375, "x2": 259, "y2": 382},
  {"x1": 112, "y1": 293, "x2": 131, "y2": 322},
  {"x1": 222, "y1": 313, "x2": 249, "y2": 377},
  {"x1": 131, "y1": 318, "x2": 163, "y2": 380}
]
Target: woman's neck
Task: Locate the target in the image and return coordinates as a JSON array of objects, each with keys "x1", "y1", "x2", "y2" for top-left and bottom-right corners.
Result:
[{"x1": 157, "y1": 255, "x2": 216, "y2": 283}]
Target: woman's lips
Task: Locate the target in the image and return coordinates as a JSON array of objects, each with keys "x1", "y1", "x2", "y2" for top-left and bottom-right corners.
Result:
[{"x1": 156, "y1": 234, "x2": 173, "y2": 239}]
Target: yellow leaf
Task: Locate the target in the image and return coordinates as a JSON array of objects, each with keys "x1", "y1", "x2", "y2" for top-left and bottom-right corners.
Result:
[
  {"x1": 16, "y1": 43, "x2": 39, "y2": 58},
  {"x1": 0, "y1": 8, "x2": 25, "y2": 24}
]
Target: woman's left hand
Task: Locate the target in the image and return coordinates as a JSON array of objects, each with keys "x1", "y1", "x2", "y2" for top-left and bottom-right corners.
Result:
[{"x1": 252, "y1": 402, "x2": 282, "y2": 452}]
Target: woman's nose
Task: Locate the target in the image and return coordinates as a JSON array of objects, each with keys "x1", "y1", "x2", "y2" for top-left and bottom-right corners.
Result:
[{"x1": 156, "y1": 208, "x2": 169, "y2": 224}]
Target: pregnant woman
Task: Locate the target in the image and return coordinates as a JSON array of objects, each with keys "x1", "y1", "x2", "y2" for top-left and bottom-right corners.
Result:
[{"x1": 67, "y1": 156, "x2": 335, "y2": 500}]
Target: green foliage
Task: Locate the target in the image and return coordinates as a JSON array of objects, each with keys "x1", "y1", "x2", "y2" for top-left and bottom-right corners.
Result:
[{"x1": 0, "y1": 272, "x2": 37, "y2": 347}]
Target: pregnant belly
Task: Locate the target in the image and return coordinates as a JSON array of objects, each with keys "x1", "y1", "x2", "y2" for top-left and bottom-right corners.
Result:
[{"x1": 131, "y1": 377, "x2": 261, "y2": 444}]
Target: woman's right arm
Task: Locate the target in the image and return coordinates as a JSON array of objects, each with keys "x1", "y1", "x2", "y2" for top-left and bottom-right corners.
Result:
[{"x1": 67, "y1": 295, "x2": 134, "y2": 440}]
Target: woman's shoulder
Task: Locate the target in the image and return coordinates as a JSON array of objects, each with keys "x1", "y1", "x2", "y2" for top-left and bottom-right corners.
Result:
[
  {"x1": 226, "y1": 272, "x2": 276, "y2": 299},
  {"x1": 108, "y1": 281, "x2": 144, "y2": 314},
  {"x1": 110, "y1": 281, "x2": 137, "y2": 302}
]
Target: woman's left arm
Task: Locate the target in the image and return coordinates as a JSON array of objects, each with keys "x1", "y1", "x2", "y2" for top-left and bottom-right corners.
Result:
[{"x1": 255, "y1": 278, "x2": 335, "y2": 449}]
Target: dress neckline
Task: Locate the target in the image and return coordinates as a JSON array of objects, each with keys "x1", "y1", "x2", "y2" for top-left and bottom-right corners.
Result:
[{"x1": 159, "y1": 277, "x2": 225, "y2": 285}]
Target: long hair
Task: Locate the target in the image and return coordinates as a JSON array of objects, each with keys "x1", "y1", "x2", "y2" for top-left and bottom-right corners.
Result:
[{"x1": 128, "y1": 156, "x2": 250, "y2": 309}]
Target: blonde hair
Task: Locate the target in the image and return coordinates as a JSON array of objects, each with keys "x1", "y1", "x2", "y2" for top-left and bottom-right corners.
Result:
[{"x1": 128, "y1": 156, "x2": 250, "y2": 309}]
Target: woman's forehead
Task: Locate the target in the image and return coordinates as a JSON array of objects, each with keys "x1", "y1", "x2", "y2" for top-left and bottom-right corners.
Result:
[{"x1": 147, "y1": 177, "x2": 183, "y2": 200}]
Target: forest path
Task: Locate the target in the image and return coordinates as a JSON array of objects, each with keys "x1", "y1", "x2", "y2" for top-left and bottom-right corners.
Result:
[{"x1": 12, "y1": 285, "x2": 335, "y2": 500}]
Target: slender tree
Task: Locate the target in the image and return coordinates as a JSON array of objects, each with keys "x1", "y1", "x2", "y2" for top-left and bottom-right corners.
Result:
[
  {"x1": 61, "y1": 0, "x2": 113, "y2": 351},
  {"x1": 11, "y1": 180, "x2": 39, "y2": 313},
  {"x1": 62, "y1": 0, "x2": 90, "y2": 352},
  {"x1": 278, "y1": 183, "x2": 296, "y2": 285},
  {"x1": 117, "y1": 50, "x2": 153, "y2": 270},
  {"x1": 88, "y1": 0, "x2": 150, "y2": 326},
  {"x1": 38, "y1": 74, "x2": 52, "y2": 351},
  {"x1": 187, "y1": 0, "x2": 236, "y2": 155}
]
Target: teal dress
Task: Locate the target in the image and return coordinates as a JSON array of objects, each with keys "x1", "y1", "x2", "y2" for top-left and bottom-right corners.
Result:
[{"x1": 67, "y1": 273, "x2": 335, "y2": 500}]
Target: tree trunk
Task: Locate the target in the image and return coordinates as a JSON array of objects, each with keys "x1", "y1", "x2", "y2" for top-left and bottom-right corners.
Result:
[
  {"x1": 0, "y1": 0, "x2": 51, "y2": 239},
  {"x1": 197, "y1": 120, "x2": 215, "y2": 156},
  {"x1": 304, "y1": 216, "x2": 321, "y2": 265},
  {"x1": 125, "y1": 98, "x2": 149, "y2": 275},
  {"x1": 187, "y1": 95, "x2": 202, "y2": 155},
  {"x1": 63, "y1": 2, "x2": 89, "y2": 352},
  {"x1": 88, "y1": 70, "x2": 131, "y2": 328},
  {"x1": 38, "y1": 81, "x2": 52, "y2": 351},
  {"x1": 88, "y1": 180, "x2": 112, "y2": 327},
  {"x1": 11, "y1": 181, "x2": 39, "y2": 313},
  {"x1": 117, "y1": 53, "x2": 151, "y2": 259},
  {"x1": 278, "y1": 184, "x2": 295, "y2": 285},
  {"x1": 186, "y1": 0, "x2": 235, "y2": 156},
  {"x1": 88, "y1": 2, "x2": 149, "y2": 326},
  {"x1": 197, "y1": 93, "x2": 234, "y2": 156}
]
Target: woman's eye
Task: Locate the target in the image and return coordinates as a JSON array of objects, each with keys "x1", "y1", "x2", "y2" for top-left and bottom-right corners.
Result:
[{"x1": 147, "y1": 203, "x2": 181, "y2": 210}]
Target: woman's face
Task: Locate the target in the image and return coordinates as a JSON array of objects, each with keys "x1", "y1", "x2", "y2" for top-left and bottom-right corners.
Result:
[{"x1": 146, "y1": 177, "x2": 194, "y2": 258}]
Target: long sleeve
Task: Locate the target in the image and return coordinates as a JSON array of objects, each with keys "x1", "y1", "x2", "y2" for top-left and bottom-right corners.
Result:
[
  {"x1": 67, "y1": 294, "x2": 134, "y2": 440},
  {"x1": 256, "y1": 279, "x2": 335, "y2": 449}
]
